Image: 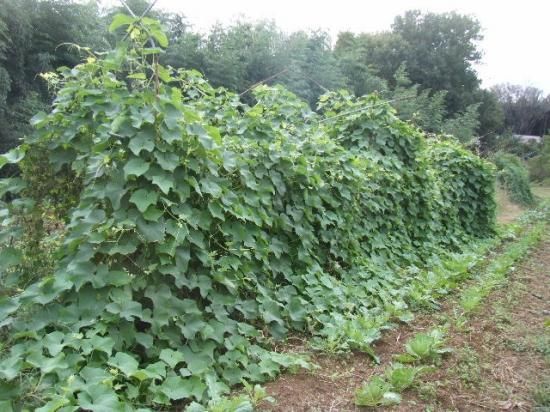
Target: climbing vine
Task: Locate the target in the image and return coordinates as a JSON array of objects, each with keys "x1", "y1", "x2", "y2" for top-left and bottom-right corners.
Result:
[{"x1": 0, "y1": 15, "x2": 495, "y2": 411}]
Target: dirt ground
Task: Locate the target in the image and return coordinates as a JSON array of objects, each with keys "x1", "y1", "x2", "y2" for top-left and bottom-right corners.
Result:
[
  {"x1": 496, "y1": 185, "x2": 550, "y2": 224},
  {"x1": 260, "y1": 235, "x2": 550, "y2": 411},
  {"x1": 496, "y1": 188, "x2": 525, "y2": 224}
]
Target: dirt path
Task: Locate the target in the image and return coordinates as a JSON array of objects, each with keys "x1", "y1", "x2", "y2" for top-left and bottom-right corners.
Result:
[
  {"x1": 496, "y1": 185, "x2": 550, "y2": 224},
  {"x1": 261, "y1": 235, "x2": 550, "y2": 411},
  {"x1": 496, "y1": 189, "x2": 525, "y2": 224}
]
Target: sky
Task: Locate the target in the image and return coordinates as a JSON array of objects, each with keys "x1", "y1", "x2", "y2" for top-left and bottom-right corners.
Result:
[{"x1": 135, "y1": 0, "x2": 550, "y2": 93}]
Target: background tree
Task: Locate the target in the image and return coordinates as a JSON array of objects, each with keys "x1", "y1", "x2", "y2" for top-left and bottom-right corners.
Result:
[
  {"x1": 474, "y1": 89, "x2": 505, "y2": 151},
  {"x1": 386, "y1": 64, "x2": 447, "y2": 133},
  {"x1": 492, "y1": 83, "x2": 550, "y2": 136},
  {"x1": 333, "y1": 31, "x2": 390, "y2": 97},
  {"x1": 335, "y1": 10, "x2": 484, "y2": 116},
  {"x1": 2, "y1": 1, "x2": 547, "y2": 161},
  {"x1": 0, "y1": 0, "x2": 103, "y2": 155},
  {"x1": 391, "y1": 10, "x2": 483, "y2": 114}
]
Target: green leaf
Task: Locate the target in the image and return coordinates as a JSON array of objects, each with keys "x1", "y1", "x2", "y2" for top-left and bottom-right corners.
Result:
[
  {"x1": 0, "y1": 177, "x2": 26, "y2": 197},
  {"x1": 143, "y1": 206, "x2": 164, "y2": 221},
  {"x1": 0, "y1": 297, "x2": 20, "y2": 322},
  {"x1": 105, "y1": 300, "x2": 142, "y2": 321},
  {"x1": 43, "y1": 331, "x2": 66, "y2": 356},
  {"x1": 104, "y1": 270, "x2": 132, "y2": 287},
  {"x1": 188, "y1": 229, "x2": 205, "y2": 248},
  {"x1": 187, "y1": 124, "x2": 215, "y2": 150},
  {"x1": 154, "y1": 151, "x2": 180, "y2": 171},
  {"x1": 0, "y1": 354, "x2": 22, "y2": 380},
  {"x1": 393, "y1": 353, "x2": 417, "y2": 364},
  {"x1": 160, "y1": 376, "x2": 206, "y2": 400},
  {"x1": 30, "y1": 111, "x2": 48, "y2": 127},
  {"x1": 80, "y1": 366, "x2": 113, "y2": 384},
  {"x1": 185, "y1": 403, "x2": 206, "y2": 412},
  {"x1": 103, "y1": 177, "x2": 127, "y2": 210},
  {"x1": 151, "y1": 172, "x2": 174, "y2": 194},
  {"x1": 33, "y1": 352, "x2": 69, "y2": 375},
  {"x1": 130, "y1": 370, "x2": 150, "y2": 382},
  {"x1": 200, "y1": 178, "x2": 222, "y2": 198},
  {"x1": 355, "y1": 376, "x2": 398, "y2": 407},
  {"x1": 107, "y1": 237, "x2": 138, "y2": 255},
  {"x1": 129, "y1": 129, "x2": 155, "y2": 155},
  {"x1": 108, "y1": 352, "x2": 139, "y2": 376},
  {"x1": 207, "y1": 202, "x2": 225, "y2": 221},
  {"x1": 135, "y1": 332, "x2": 154, "y2": 349},
  {"x1": 175, "y1": 246, "x2": 191, "y2": 272},
  {"x1": 205, "y1": 372, "x2": 230, "y2": 399},
  {"x1": 0, "y1": 147, "x2": 26, "y2": 169},
  {"x1": 35, "y1": 397, "x2": 70, "y2": 412},
  {"x1": 124, "y1": 158, "x2": 150, "y2": 178},
  {"x1": 204, "y1": 126, "x2": 222, "y2": 145},
  {"x1": 160, "y1": 125, "x2": 182, "y2": 144},
  {"x1": 77, "y1": 383, "x2": 122, "y2": 411},
  {"x1": 159, "y1": 348, "x2": 185, "y2": 368},
  {"x1": 157, "y1": 64, "x2": 172, "y2": 82},
  {"x1": 136, "y1": 217, "x2": 165, "y2": 242},
  {"x1": 130, "y1": 189, "x2": 159, "y2": 213},
  {"x1": 259, "y1": 300, "x2": 284, "y2": 326},
  {"x1": 0, "y1": 247, "x2": 22, "y2": 270},
  {"x1": 145, "y1": 361, "x2": 166, "y2": 379},
  {"x1": 128, "y1": 72, "x2": 147, "y2": 80},
  {"x1": 222, "y1": 151, "x2": 237, "y2": 171},
  {"x1": 151, "y1": 29, "x2": 169, "y2": 48},
  {"x1": 287, "y1": 297, "x2": 307, "y2": 322},
  {"x1": 186, "y1": 354, "x2": 211, "y2": 375},
  {"x1": 164, "y1": 104, "x2": 182, "y2": 130},
  {"x1": 109, "y1": 13, "x2": 135, "y2": 32},
  {"x1": 84, "y1": 335, "x2": 115, "y2": 356}
]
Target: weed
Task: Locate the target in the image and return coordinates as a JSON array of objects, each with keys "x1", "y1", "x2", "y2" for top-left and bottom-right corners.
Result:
[
  {"x1": 493, "y1": 305, "x2": 513, "y2": 326},
  {"x1": 460, "y1": 287, "x2": 484, "y2": 313},
  {"x1": 451, "y1": 347, "x2": 482, "y2": 388},
  {"x1": 530, "y1": 332, "x2": 549, "y2": 357},
  {"x1": 242, "y1": 382, "x2": 275, "y2": 407},
  {"x1": 454, "y1": 314, "x2": 470, "y2": 331},
  {"x1": 416, "y1": 381, "x2": 439, "y2": 402},
  {"x1": 533, "y1": 377, "x2": 550, "y2": 408},
  {"x1": 504, "y1": 338, "x2": 529, "y2": 353}
]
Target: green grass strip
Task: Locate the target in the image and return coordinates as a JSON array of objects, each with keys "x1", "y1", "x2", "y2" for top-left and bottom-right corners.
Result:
[{"x1": 460, "y1": 221, "x2": 547, "y2": 314}]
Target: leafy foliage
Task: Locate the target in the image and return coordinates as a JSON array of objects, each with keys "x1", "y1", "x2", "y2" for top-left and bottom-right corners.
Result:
[
  {"x1": 0, "y1": 15, "x2": 496, "y2": 410},
  {"x1": 385, "y1": 363, "x2": 427, "y2": 391},
  {"x1": 528, "y1": 136, "x2": 550, "y2": 182},
  {"x1": 335, "y1": 10, "x2": 484, "y2": 115},
  {"x1": 354, "y1": 361, "x2": 431, "y2": 407},
  {"x1": 0, "y1": 0, "x2": 103, "y2": 159},
  {"x1": 2, "y1": 0, "x2": 541, "y2": 162},
  {"x1": 354, "y1": 363, "x2": 428, "y2": 407},
  {"x1": 354, "y1": 376, "x2": 401, "y2": 407},
  {"x1": 460, "y1": 221, "x2": 547, "y2": 314},
  {"x1": 398, "y1": 330, "x2": 452, "y2": 363},
  {"x1": 493, "y1": 152, "x2": 535, "y2": 205}
]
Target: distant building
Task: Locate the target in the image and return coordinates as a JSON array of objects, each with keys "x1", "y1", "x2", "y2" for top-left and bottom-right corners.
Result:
[{"x1": 513, "y1": 134, "x2": 542, "y2": 144}]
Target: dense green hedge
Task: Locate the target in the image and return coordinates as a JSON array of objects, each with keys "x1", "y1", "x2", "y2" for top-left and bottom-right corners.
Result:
[
  {"x1": 493, "y1": 152, "x2": 534, "y2": 205},
  {"x1": 528, "y1": 135, "x2": 550, "y2": 183},
  {"x1": 0, "y1": 16, "x2": 495, "y2": 411}
]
